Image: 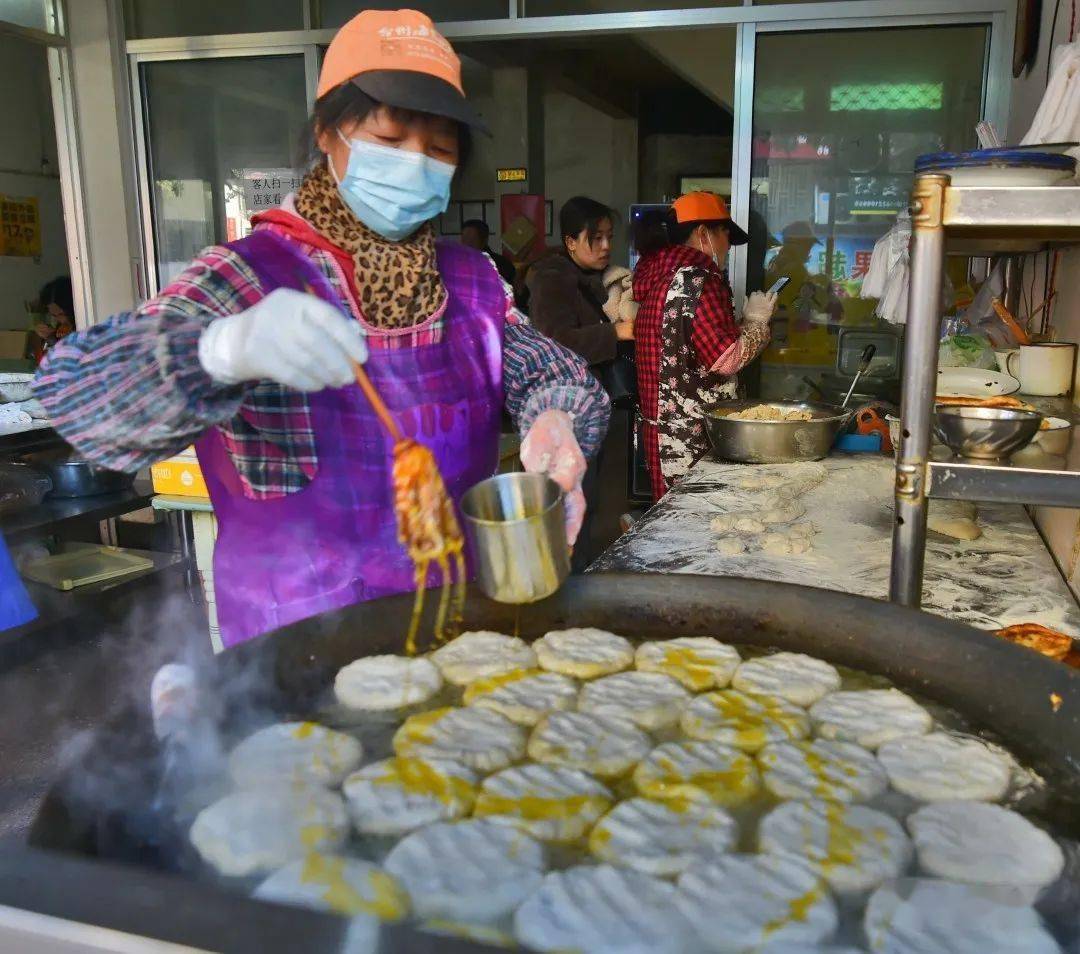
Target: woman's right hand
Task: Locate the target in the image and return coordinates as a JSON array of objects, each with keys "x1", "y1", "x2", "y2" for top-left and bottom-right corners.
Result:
[
  {"x1": 615, "y1": 319, "x2": 635, "y2": 341},
  {"x1": 198, "y1": 288, "x2": 368, "y2": 390}
]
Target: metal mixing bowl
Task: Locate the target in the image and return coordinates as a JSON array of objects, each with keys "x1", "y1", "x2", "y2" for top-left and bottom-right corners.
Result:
[
  {"x1": 933, "y1": 405, "x2": 1043, "y2": 460},
  {"x1": 705, "y1": 400, "x2": 853, "y2": 464}
]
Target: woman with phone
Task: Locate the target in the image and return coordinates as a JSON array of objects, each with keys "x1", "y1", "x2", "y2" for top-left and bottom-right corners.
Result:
[{"x1": 632, "y1": 192, "x2": 777, "y2": 500}]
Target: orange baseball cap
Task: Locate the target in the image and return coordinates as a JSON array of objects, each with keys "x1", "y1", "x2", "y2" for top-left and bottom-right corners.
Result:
[
  {"x1": 672, "y1": 191, "x2": 748, "y2": 245},
  {"x1": 318, "y1": 9, "x2": 489, "y2": 132}
]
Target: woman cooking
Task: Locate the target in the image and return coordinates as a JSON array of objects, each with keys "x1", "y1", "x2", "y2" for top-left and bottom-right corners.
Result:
[
  {"x1": 633, "y1": 192, "x2": 776, "y2": 500},
  {"x1": 33, "y1": 9, "x2": 609, "y2": 648}
]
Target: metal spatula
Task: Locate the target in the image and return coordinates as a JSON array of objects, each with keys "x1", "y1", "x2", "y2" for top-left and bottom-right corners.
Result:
[{"x1": 841, "y1": 344, "x2": 877, "y2": 409}]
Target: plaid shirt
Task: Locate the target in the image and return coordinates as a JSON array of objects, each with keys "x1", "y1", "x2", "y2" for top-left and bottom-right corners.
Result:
[
  {"x1": 36, "y1": 223, "x2": 609, "y2": 499},
  {"x1": 633, "y1": 245, "x2": 740, "y2": 499}
]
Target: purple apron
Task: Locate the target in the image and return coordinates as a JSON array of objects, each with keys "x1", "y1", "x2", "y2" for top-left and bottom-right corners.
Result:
[{"x1": 196, "y1": 231, "x2": 504, "y2": 648}]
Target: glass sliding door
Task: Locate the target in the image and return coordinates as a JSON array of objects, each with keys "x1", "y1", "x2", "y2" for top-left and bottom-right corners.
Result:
[
  {"x1": 138, "y1": 54, "x2": 308, "y2": 289},
  {"x1": 748, "y1": 24, "x2": 988, "y2": 400}
]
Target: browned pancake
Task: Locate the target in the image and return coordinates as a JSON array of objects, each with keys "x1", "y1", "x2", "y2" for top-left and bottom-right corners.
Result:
[{"x1": 996, "y1": 623, "x2": 1073, "y2": 661}]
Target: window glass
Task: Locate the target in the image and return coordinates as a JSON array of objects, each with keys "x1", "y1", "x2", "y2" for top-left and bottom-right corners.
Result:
[
  {"x1": 124, "y1": 0, "x2": 302, "y2": 38},
  {"x1": 749, "y1": 25, "x2": 988, "y2": 401},
  {"x1": 0, "y1": 0, "x2": 52, "y2": 33},
  {"x1": 524, "y1": 0, "x2": 738, "y2": 13},
  {"x1": 140, "y1": 56, "x2": 308, "y2": 289},
  {"x1": 319, "y1": 0, "x2": 507, "y2": 26}
]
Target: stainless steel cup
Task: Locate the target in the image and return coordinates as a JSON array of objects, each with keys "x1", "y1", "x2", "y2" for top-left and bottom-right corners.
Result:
[{"x1": 460, "y1": 472, "x2": 569, "y2": 604}]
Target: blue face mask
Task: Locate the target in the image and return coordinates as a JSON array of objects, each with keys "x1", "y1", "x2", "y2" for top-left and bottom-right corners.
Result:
[{"x1": 331, "y1": 132, "x2": 455, "y2": 242}]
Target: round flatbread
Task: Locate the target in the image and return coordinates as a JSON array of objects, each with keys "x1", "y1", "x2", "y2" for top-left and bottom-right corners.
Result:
[
  {"x1": 342, "y1": 757, "x2": 477, "y2": 836},
  {"x1": 577, "y1": 671, "x2": 691, "y2": 731},
  {"x1": 383, "y1": 819, "x2": 544, "y2": 924},
  {"x1": 758, "y1": 739, "x2": 888, "y2": 803},
  {"x1": 515, "y1": 865, "x2": 692, "y2": 954},
  {"x1": 680, "y1": 689, "x2": 810, "y2": 752},
  {"x1": 732, "y1": 652, "x2": 841, "y2": 707},
  {"x1": 759, "y1": 799, "x2": 912, "y2": 894},
  {"x1": 228, "y1": 722, "x2": 363, "y2": 789},
  {"x1": 333, "y1": 655, "x2": 443, "y2": 711},
  {"x1": 809, "y1": 689, "x2": 933, "y2": 750},
  {"x1": 908, "y1": 801, "x2": 1064, "y2": 894},
  {"x1": 533, "y1": 627, "x2": 634, "y2": 679},
  {"x1": 864, "y1": 878, "x2": 1060, "y2": 954},
  {"x1": 191, "y1": 786, "x2": 348, "y2": 878},
  {"x1": 392, "y1": 706, "x2": 526, "y2": 773},
  {"x1": 254, "y1": 854, "x2": 409, "y2": 921},
  {"x1": 877, "y1": 732, "x2": 1012, "y2": 803},
  {"x1": 634, "y1": 740, "x2": 760, "y2": 807},
  {"x1": 430, "y1": 631, "x2": 537, "y2": 686},
  {"x1": 588, "y1": 796, "x2": 738, "y2": 877},
  {"x1": 474, "y1": 763, "x2": 612, "y2": 842},
  {"x1": 528, "y1": 710, "x2": 650, "y2": 778},
  {"x1": 676, "y1": 854, "x2": 838, "y2": 952},
  {"x1": 463, "y1": 669, "x2": 578, "y2": 726},
  {"x1": 634, "y1": 637, "x2": 741, "y2": 691}
]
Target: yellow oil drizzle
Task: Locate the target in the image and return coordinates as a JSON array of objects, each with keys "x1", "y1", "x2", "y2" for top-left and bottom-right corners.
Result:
[
  {"x1": 372, "y1": 757, "x2": 476, "y2": 810},
  {"x1": 299, "y1": 853, "x2": 409, "y2": 921},
  {"x1": 463, "y1": 668, "x2": 538, "y2": 705},
  {"x1": 761, "y1": 882, "x2": 825, "y2": 941},
  {"x1": 701, "y1": 692, "x2": 807, "y2": 752},
  {"x1": 474, "y1": 792, "x2": 611, "y2": 836},
  {"x1": 639, "y1": 755, "x2": 759, "y2": 806},
  {"x1": 658, "y1": 646, "x2": 718, "y2": 691},
  {"x1": 587, "y1": 825, "x2": 612, "y2": 853},
  {"x1": 292, "y1": 721, "x2": 318, "y2": 740},
  {"x1": 393, "y1": 707, "x2": 452, "y2": 753},
  {"x1": 300, "y1": 824, "x2": 330, "y2": 849}
]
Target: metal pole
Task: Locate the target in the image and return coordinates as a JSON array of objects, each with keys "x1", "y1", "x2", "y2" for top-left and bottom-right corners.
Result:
[{"x1": 890, "y1": 173, "x2": 947, "y2": 607}]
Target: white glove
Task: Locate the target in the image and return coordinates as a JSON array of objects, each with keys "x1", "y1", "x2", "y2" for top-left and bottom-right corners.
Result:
[
  {"x1": 520, "y1": 409, "x2": 588, "y2": 546},
  {"x1": 743, "y1": 290, "x2": 778, "y2": 325},
  {"x1": 199, "y1": 288, "x2": 369, "y2": 391}
]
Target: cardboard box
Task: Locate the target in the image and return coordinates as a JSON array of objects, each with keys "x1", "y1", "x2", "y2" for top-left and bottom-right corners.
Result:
[
  {"x1": 151, "y1": 454, "x2": 208, "y2": 497},
  {"x1": 0, "y1": 331, "x2": 28, "y2": 361}
]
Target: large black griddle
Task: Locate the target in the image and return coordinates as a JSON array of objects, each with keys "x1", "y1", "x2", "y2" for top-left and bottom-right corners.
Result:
[{"x1": 22, "y1": 573, "x2": 1080, "y2": 952}]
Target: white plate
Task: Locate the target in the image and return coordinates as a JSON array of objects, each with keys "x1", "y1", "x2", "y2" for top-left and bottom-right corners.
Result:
[{"x1": 936, "y1": 367, "x2": 1021, "y2": 398}]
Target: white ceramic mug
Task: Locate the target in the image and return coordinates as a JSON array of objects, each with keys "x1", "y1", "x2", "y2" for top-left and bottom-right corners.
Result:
[
  {"x1": 1006, "y1": 343, "x2": 1077, "y2": 396},
  {"x1": 994, "y1": 348, "x2": 1018, "y2": 373}
]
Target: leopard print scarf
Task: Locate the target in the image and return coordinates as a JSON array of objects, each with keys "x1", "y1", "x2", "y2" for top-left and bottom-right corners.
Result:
[{"x1": 294, "y1": 162, "x2": 447, "y2": 330}]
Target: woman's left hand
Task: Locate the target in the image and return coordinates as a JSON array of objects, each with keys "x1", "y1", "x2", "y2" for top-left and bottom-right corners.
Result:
[{"x1": 520, "y1": 409, "x2": 587, "y2": 545}]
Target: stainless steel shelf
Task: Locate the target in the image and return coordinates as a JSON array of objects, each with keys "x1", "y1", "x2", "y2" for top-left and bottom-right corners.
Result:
[
  {"x1": 928, "y1": 458, "x2": 1080, "y2": 508},
  {"x1": 890, "y1": 175, "x2": 1080, "y2": 608}
]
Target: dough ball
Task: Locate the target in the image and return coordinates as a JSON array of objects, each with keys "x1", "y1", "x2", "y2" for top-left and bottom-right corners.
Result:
[
  {"x1": 809, "y1": 689, "x2": 933, "y2": 750},
  {"x1": 864, "y1": 878, "x2": 1059, "y2": 954},
  {"x1": 908, "y1": 801, "x2": 1064, "y2": 897},
  {"x1": 343, "y1": 756, "x2": 477, "y2": 836},
  {"x1": 463, "y1": 668, "x2": 579, "y2": 726},
  {"x1": 634, "y1": 637, "x2": 741, "y2": 691},
  {"x1": 758, "y1": 739, "x2": 888, "y2": 803},
  {"x1": 528, "y1": 710, "x2": 651, "y2": 778},
  {"x1": 474, "y1": 763, "x2": 612, "y2": 842},
  {"x1": 877, "y1": 732, "x2": 1012, "y2": 803},
  {"x1": 392, "y1": 706, "x2": 526, "y2": 773},
  {"x1": 761, "y1": 531, "x2": 813, "y2": 555},
  {"x1": 334, "y1": 655, "x2": 442, "y2": 711},
  {"x1": 759, "y1": 799, "x2": 912, "y2": 894},
  {"x1": 634, "y1": 740, "x2": 760, "y2": 807},
  {"x1": 680, "y1": 689, "x2": 810, "y2": 752},
  {"x1": 533, "y1": 627, "x2": 634, "y2": 679},
  {"x1": 716, "y1": 537, "x2": 747, "y2": 557},
  {"x1": 430, "y1": 631, "x2": 537, "y2": 686},
  {"x1": 577, "y1": 670, "x2": 692, "y2": 731},
  {"x1": 733, "y1": 652, "x2": 841, "y2": 707},
  {"x1": 228, "y1": 721, "x2": 363, "y2": 789}
]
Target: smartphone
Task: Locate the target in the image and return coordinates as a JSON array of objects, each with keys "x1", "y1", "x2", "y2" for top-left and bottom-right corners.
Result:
[{"x1": 766, "y1": 276, "x2": 791, "y2": 295}]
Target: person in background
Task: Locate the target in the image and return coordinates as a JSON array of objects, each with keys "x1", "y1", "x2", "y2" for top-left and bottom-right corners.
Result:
[
  {"x1": 34, "y1": 9, "x2": 609, "y2": 649},
  {"x1": 460, "y1": 218, "x2": 515, "y2": 286},
  {"x1": 765, "y1": 220, "x2": 822, "y2": 315},
  {"x1": 29, "y1": 276, "x2": 75, "y2": 365},
  {"x1": 526, "y1": 197, "x2": 631, "y2": 570},
  {"x1": 633, "y1": 192, "x2": 777, "y2": 500},
  {"x1": 526, "y1": 196, "x2": 634, "y2": 378}
]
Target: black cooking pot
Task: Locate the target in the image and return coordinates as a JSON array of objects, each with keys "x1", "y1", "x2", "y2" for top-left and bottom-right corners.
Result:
[{"x1": 26, "y1": 574, "x2": 1080, "y2": 952}]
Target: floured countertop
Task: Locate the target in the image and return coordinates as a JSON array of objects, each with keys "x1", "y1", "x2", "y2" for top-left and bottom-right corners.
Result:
[{"x1": 592, "y1": 454, "x2": 1080, "y2": 637}]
